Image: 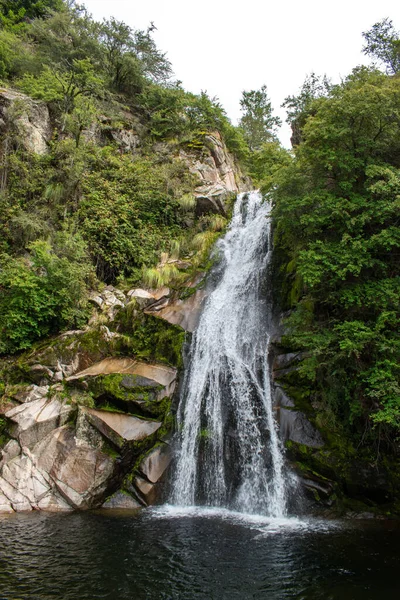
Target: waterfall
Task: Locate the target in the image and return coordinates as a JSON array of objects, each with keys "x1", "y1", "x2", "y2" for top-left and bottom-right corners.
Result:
[{"x1": 171, "y1": 191, "x2": 288, "y2": 517}]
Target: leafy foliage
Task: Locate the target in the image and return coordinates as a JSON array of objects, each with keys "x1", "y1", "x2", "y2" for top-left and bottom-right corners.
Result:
[
  {"x1": 0, "y1": 233, "x2": 94, "y2": 353},
  {"x1": 239, "y1": 85, "x2": 281, "y2": 151},
  {"x1": 0, "y1": 0, "x2": 248, "y2": 355},
  {"x1": 275, "y1": 67, "x2": 400, "y2": 438},
  {"x1": 362, "y1": 17, "x2": 400, "y2": 74}
]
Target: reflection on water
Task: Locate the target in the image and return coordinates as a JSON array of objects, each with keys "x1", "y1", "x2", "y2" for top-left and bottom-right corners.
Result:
[{"x1": 0, "y1": 509, "x2": 399, "y2": 600}]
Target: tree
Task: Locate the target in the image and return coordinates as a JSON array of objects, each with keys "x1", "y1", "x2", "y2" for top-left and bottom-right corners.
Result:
[
  {"x1": 362, "y1": 18, "x2": 400, "y2": 74},
  {"x1": 0, "y1": 233, "x2": 93, "y2": 353},
  {"x1": 273, "y1": 68, "x2": 400, "y2": 436},
  {"x1": 100, "y1": 18, "x2": 172, "y2": 92},
  {"x1": 239, "y1": 85, "x2": 281, "y2": 151},
  {"x1": 282, "y1": 72, "x2": 331, "y2": 125},
  {"x1": 0, "y1": 0, "x2": 64, "y2": 29}
]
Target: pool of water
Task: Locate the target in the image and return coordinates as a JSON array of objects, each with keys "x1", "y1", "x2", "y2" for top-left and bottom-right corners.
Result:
[{"x1": 0, "y1": 507, "x2": 399, "y2": 599}]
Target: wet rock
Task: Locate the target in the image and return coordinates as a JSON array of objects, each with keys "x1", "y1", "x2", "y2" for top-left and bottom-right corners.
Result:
[
  {"x1": 0, "y1": 476, "x2": 32, "y2": 511},
  {"x1": 139, "y1": 444, "x2": 171, "y2": 484},
  {"x1": 273, "y1": 352, "x2": 309, "y2": 378},
  {"x1": 274, "y1": 386, "x2": 324, "y2": 449},
  {"x1": 133, "y1": 475, "x2": 157, "y2": 506},
  {"x1": 279, "y1": 407, "x2": 324, "y2": 448},
  {"x1": 102, "y1": 491, "x2": 141, "y2": 510},
  {"x1": 300, "y1": 476, "x2": 335, "y2": 501},
  {"x1": 37, "y1": 491, "x2": 73, "y2": 512},
  {"x1": 6, "y1": 397, "x2": 74, "y2": 449},
  {"x1": 0, "y1": 491, "x2": 14, "y2": 513},
  {"x1": 85, "y1": 409, "x2": 162, "y2": 448}
]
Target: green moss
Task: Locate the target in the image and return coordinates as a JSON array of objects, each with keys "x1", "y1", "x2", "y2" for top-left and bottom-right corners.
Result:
[{"x1": 114, "y1": 312, "x2": 186, "y2": 368}]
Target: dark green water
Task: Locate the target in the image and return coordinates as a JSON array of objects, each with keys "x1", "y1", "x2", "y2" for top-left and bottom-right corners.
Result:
[{"x1": 0, "y1": 507, "x2": 399, "y2": 600}]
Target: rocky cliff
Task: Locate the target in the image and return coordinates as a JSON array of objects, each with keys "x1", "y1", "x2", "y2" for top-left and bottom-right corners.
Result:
[{"x1": 0, "y1": 86, "x2": 250, "y2": 514}]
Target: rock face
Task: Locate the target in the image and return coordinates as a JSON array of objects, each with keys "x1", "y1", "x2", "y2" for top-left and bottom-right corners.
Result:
[
  {"x1": 180, "y1": 131, "x2": 250, "y2": 216},
  {"x1": 0, "y1": 89, "x2": 51, "y2": 155},
  {"x1": 144, "y1": 290, "x2": 206, "y2": 333},
  {"x1": 0, "y1": 352, "x2": 178, "y2": 513},
  {"x1": 128, "y1": 443, "x2": 172, "y2": 507},
  {"x1": 85, "y1": 409, "x2": 162, "y2": 448},
  {"x1": 6, "y1": 396, "x2": 74, "y2": 448},
  {"x1": 275, "y1": 386, "x2": 324, "y2": 449},
  {"x1": 102, "y1": 491, "x2": 141, "y2": 510}
]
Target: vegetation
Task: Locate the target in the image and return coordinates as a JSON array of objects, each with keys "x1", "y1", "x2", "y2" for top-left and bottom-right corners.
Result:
[
  {"x1": 272, "y1": 57, "x2": 400, "y2": 447},
  {"x1": 0, "y1": 0, "x2": 247, "y2": 353}
]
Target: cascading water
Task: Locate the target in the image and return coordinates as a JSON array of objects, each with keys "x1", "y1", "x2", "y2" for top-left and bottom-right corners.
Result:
[{"x1": 171, "y1": 191, "x2": 288, "y2": 517}]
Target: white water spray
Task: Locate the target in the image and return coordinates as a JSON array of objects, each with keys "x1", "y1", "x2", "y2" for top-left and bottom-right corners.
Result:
[{"x1": 172, "y1": 191, "x2": 288, "y2": 517}]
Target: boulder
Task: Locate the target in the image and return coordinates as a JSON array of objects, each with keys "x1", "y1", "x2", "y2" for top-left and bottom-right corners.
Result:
[
  {"x1": 34, "y1": 426, "x2": 114, "y2": 510},
  {"x1": 275, "y1": 386, "x2": 324, "y2": 449},
  {"x1": 89, "y1": 286, "x2": 126, "y2": 321},
  {"x1": 0, "y1": 491, "x2": 14, "y2": 513},
  {"x1": 2, "y1": 453, "x2": 51, "y2": 507},
  {"x1": 85, "y1": 409, "x2": 162, "y2": 448},
  {"x1": 0, "y1": 439, "x2": 21, "y2": 466},
  {"x1": 0, "y1": 89, "x2": 51, "y2": 155},
  {"x1": 13, "y1": 385, "x2": 49, "y2": 404},
  {"x1": 139, "y1": 444, "x2": 171, "y2": 484},
  {"x1": 0, "y1": 476, "x2": 32, "y2": 511},
  {"x1": 179, "y1": 131, "x2": 250, "y2": 216},
  {"x1": 133, "y1": 474, "x2": 158, "y2": 506},
  {"x1": 144, "y1": 290, "x2": 206, "y2": 332},
  {"x1": 102, "y1": 491, "x2": 141, "y2": 510},
  {"x1": 68, "y1": 358, "x2": 177, "y2": 399},
  {"x1": 6, "y1": 396, "x2": 74, "y2": 448}
]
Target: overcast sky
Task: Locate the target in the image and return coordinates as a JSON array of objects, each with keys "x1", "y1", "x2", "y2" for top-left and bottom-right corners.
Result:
[{"x1": 82, "y1": 0, "x2": 400, "y2": 146}]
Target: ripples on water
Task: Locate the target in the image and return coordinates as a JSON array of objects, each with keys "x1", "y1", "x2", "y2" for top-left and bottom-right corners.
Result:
[{"x1": 0, "y1": 509, "x2": 399, "y2": 600}]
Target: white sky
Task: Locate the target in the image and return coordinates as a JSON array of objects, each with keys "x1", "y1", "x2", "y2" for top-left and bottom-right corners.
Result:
[{"x1": 82, "y1": 0, "x2": 400, "y2": 147}]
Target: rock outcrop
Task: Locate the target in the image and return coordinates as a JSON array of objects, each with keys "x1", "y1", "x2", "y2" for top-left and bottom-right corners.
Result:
[
  {"x1": 180, "y1": 131, "x2": 250, "y2": 216},
  {"x1": 0, "y1": 89, "x2": 52, "y2": 155}
]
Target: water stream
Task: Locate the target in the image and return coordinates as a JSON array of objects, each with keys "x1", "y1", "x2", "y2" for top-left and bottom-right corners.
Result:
[{"x1": 172, "y1": 191, "x2": 289, "y2": 516}]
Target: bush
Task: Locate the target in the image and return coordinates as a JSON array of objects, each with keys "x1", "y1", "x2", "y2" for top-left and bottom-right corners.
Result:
[{"x1": 0, "y1": 233, "x2": 94, "y2": 354}]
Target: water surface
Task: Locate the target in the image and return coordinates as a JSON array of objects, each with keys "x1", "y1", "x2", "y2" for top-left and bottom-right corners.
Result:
[{"x1": 0, "y1": 509, "x2": 399, "y2": 599}]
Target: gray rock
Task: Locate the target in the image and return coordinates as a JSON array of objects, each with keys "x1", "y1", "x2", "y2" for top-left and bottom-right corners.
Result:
[
  {"x1": 0, "y1": 89, "x2": 51, "y2": 155},
  {"x1": 139, "y1": 444, "x2": 171, "y2": 484},
  {"x1": 0, "y1": 476, "x2": 32, "y2": 511},
  {"x1": 0, "y1": 439, "x2": 21, "y2": 465},
  {"x1": 2, "y1": 453, "x2": 50, "y2": 507},
  {"x1": 75, "y1": 407, "x2": 104, "y2": 450},
  {"x1": 85, "y1": 409, "x2": 162, "y2": 448},
  {"x1": 13, "y1": 385, "x2": 49, "y2": 404},
  {"x1": 144, "y1": 289, "x2": 206, "y2": 333},
  {"x1": 102, "y1": 491, "x2": 141, "y2": 510},
  {"x1": 6, "y1": 396, "x2": 74, "y2": 449},
  {"x1": 34, "y1": 426, "x2": 114, "y2": 510},
  {"x1": 133, "y1": 475, "x2": 157, "y2": 506},
  {"x1": 120, "y1": 375, "x2": 160, "y2": 389},
  {"x1": 280, "y1": 407, "x2": 324, "y2": 448},
  {"x1": 0, "y1": 491, "x2": 14, "y2": 513}
]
